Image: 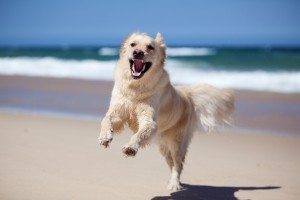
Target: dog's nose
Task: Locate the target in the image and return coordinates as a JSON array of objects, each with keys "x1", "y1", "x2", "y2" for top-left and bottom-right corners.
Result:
[{"x1": 133, "y1": 50, "x2": 144, "y2": 59}]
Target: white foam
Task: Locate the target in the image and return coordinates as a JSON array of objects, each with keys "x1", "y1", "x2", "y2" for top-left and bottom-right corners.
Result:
[
  {"x1": 98, "y1": 48, "x2": 119, "y2": 56},
  {"x1": 166, "y1": 60, "x2": 300, "y2": 93},
  {"x1": 0, "y1": 57, "x2": 115, "y2": 80},
  {"x1": 0, "y1": 57, "x2": 299, "y2": 93},
  {"x1": 166, "y1": 47, "x2": 216, "y2": 56}
]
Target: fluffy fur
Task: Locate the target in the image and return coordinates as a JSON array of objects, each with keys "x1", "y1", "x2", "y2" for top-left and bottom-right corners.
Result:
[{"x1": 98, "y1": 32, "x2": 234, "y2": 191}]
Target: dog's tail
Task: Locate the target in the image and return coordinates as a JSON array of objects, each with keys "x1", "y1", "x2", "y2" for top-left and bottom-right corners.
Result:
[{"x1": 187, "y1": 84, "x2": 235, "y2": 132}]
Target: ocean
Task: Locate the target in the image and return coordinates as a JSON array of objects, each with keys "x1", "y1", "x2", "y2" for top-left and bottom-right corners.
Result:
[{"x1": 0, "y1": 47, "x2": 300, "y2": 93}]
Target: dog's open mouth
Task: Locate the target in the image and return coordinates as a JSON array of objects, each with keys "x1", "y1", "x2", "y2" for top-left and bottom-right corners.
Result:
[{"x1": 129, "y1": 59, "x2": 152, "y2": 79}]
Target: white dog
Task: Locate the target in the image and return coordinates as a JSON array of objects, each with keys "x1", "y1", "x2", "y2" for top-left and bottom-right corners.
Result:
[{"x1": 98, "y1": 32, "x2": 234, "y2": 190}]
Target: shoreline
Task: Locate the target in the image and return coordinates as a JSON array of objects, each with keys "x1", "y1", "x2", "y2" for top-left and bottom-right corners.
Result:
[
  {"x1": 1, "y1": 75, "x2": 300, "y2": 135},
  {"x1": 1, "y1": 109, "x2": 298, "y2": 139}
]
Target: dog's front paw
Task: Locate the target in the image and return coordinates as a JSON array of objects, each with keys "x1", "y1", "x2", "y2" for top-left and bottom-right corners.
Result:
[
  {"x1": 98, "y1": 132, "x2": 113, "y2": 148},
  {"x1": 122, "y1": 146, "x2": 138, "y2": 157}
]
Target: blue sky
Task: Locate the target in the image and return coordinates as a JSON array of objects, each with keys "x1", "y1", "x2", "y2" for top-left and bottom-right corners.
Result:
[{"x1": 0, "y1": 0, "x2": 300, "y2": 46}]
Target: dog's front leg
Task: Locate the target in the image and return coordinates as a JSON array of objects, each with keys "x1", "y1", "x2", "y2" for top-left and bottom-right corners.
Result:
[
  {"x1": 123, "y1": 106, "x2": 157, "y2": 157},
  {"x1": 99, "y1": 107, "x2": 124, "y2": 148}
]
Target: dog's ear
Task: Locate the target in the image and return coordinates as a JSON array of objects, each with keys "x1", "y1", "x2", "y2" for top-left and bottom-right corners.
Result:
[
  {"x1": 155, "y1": 32, "x2": 165, "y2": 48},
  {"x1": 155, "y1": 32, "x2": 166, "y2": 64}
]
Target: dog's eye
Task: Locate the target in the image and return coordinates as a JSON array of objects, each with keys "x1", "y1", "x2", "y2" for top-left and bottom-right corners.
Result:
[
  {"x1": 147, "y1": 45, "x2": 154, "y2": 50},
  {"x1": 130, "y1": 43, "x2": 136, "y2": 47}
]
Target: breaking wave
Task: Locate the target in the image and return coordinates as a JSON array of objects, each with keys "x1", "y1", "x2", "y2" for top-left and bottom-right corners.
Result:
[{"x1": 0, "y1": 57, "x2": 300, "y2": 93}]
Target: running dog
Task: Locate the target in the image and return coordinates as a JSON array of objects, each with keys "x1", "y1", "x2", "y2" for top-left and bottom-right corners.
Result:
[{"x1": 98, "y1": 32, "x2": 234, "y2": 190}]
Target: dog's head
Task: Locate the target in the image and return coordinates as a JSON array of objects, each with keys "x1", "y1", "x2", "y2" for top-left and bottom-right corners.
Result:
[{"x1": 120, "y1": 32, "x2": 166, "y2": 80}]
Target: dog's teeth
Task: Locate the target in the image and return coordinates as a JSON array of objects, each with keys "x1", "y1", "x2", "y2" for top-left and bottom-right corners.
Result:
[{"x1": 132, "y1": 71, "x2": 141, "y2": 76}]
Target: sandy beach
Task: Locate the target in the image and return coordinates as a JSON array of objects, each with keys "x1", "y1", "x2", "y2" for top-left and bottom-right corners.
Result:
[
  {"x1": 0, "y1": 112, "x2": 299, "y2": 200},
  {"x1": 0, "y1": 75, "x2": 300, "y2": 199}
]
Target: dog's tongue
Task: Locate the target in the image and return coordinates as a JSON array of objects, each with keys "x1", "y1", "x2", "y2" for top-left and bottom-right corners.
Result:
[{"x1": 133, "y1": 59, "x2": 144, "y2": 72}]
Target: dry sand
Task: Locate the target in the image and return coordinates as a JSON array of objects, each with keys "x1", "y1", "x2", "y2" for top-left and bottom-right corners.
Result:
[{"x1": 0, "y1": 112, "x2": 299, "y2": 200}]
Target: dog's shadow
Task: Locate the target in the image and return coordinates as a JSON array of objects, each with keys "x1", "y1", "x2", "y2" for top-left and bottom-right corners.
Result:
[{"x1": 151, "y1": 183, "x2": 280, "y2": 200}]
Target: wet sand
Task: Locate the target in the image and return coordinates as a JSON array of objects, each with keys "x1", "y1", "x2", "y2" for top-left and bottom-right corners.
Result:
[{"x1": 1, "y1": 75, "x2": 300, "y2": 135}]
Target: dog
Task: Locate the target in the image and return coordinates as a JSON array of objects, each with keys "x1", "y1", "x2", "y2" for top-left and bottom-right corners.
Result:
[{"x1": 98, "y1": 32, "x2": 234, "y2": 191}]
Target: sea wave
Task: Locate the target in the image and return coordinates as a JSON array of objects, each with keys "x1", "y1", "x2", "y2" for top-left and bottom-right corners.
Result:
[
  {"x1": 0, "y1": 57, "x2": 116, "y2": 80},
  {"x1": 97, "y1": 47, "x2": 216, "y2": 57},
  {"x1": 166, "y1": 60, "x2": 300, "y2": 93},
  {"x1": 0, "y1": 57, "x2": 299, "y2": 93},
  {"x1": 98, "y1": 48, "x2": 119, "y2": 56},
  {"x1": 166, "y1": 47, "x2": 216, "y2": 56}
]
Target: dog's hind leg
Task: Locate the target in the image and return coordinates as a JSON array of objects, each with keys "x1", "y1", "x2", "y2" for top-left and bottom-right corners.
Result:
[
  {"x1": 168, "y1": 147, "x2": 184, "y2": 191},
  {"x1": 167, "y1": 132, "x2": 191, "y2": 191},
  {"x1": 170, "y1": 156, "x2": 184, "y2": 190},
  {"x1": 159, "y1": 144, "x2": 174, "y2": 171}
]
